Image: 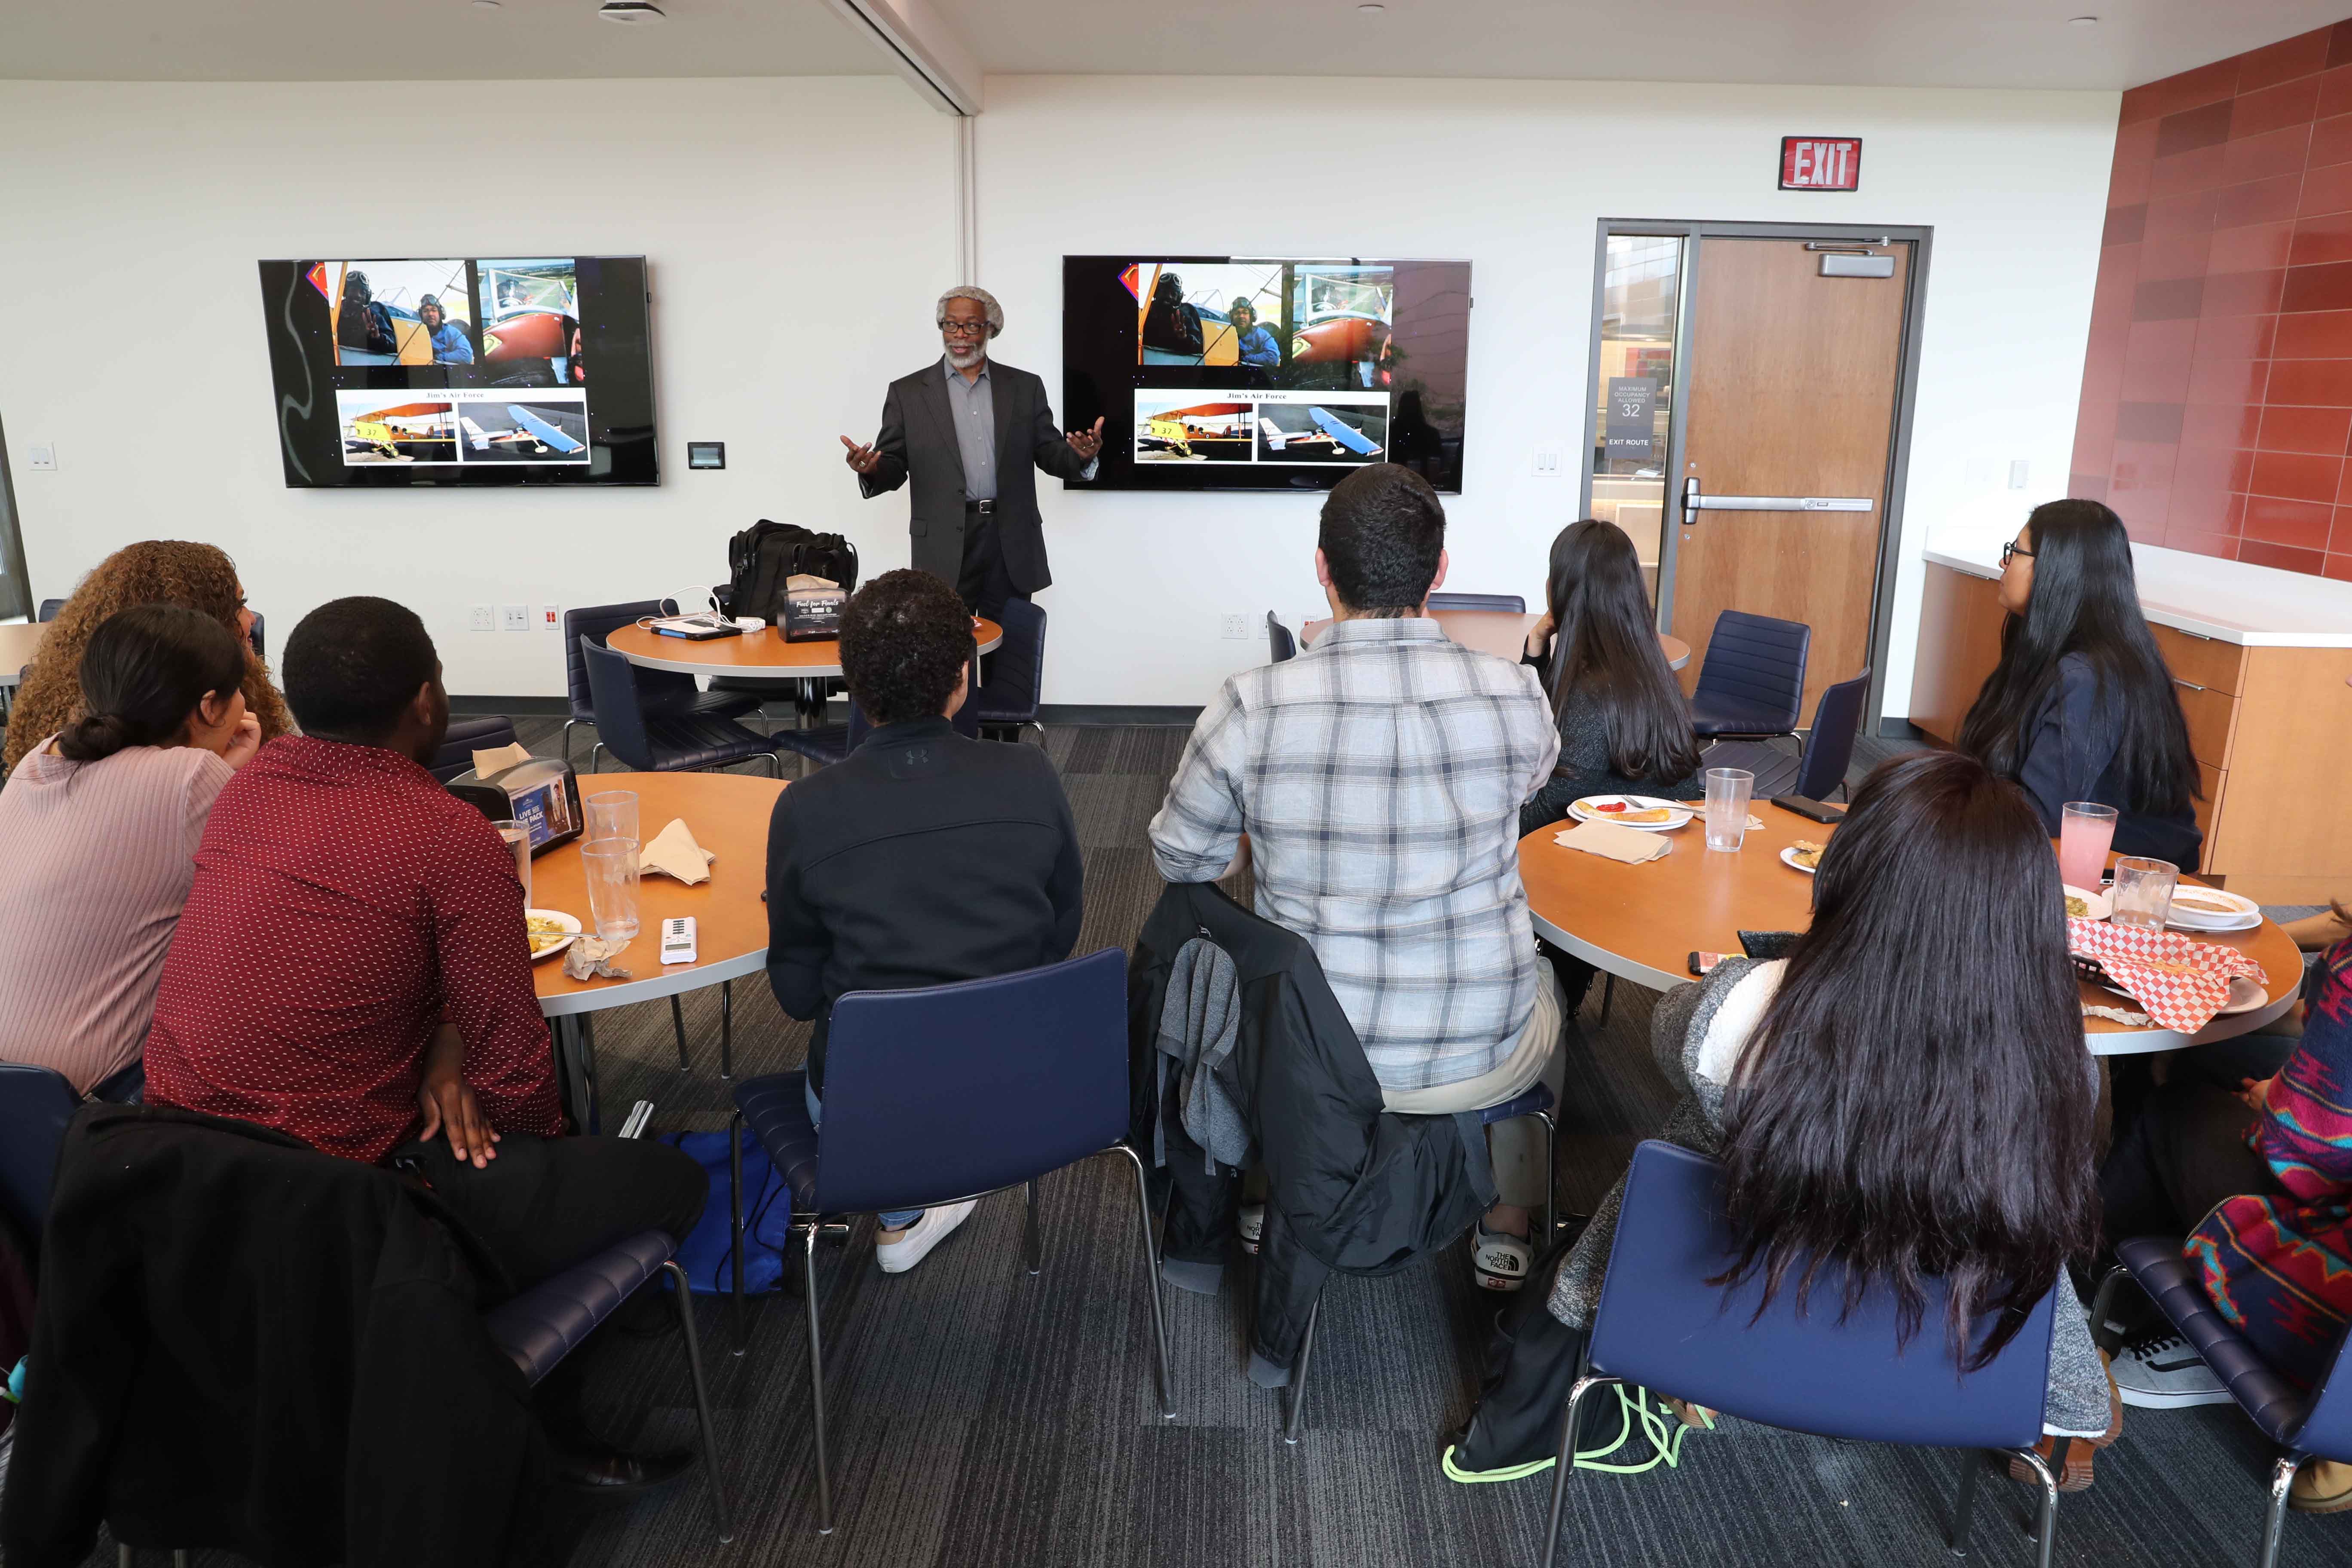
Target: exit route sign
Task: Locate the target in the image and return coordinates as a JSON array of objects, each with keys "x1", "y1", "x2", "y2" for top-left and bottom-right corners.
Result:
[{"x1": 1780, "y1": 136, "x2": 1861, "y2": 191}]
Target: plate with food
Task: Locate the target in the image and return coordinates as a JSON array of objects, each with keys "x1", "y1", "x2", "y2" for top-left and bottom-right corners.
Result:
[
  {"x1": 2165, "y1": 885, "x2": 2261, "y2": 933},
  {"x1": 526, "y1": 908, "x2": 582, "y2": 961},
  {"x1": 2063, "y1": 884, "x2": 2113, "y2": 922},
  {"x1": 1781, "y1": 841, "x2": 1825, "y2": 875},
  {"x1": 1568, "y1": 794, "x2": 1694, "y2": 832}
]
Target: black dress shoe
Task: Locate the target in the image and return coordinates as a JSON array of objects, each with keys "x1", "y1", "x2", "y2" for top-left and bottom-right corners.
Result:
[{"x1": 551, "y1": 1445, "x2": 696, "y2": 1497}]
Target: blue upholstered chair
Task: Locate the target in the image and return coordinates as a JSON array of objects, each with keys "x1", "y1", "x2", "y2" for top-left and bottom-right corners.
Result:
[
  {"x1": 726, "y1": 948, "x2": 1173, "y2": 1535},
  {"x1": 0, "y1": 1061, "x2": 80, "y2": 1243},
  {"x1": 1543, "y1": 1141, "x2": 2064, "y2": 1568},
  {"x1": 972, "y1": 597, "x2": 1047, "y2": 742},
  {"x1": 1687, "y1": 610, "x2": 1811, "y2": 740},
  {"x1": 1703, "y1": 666, "x2": 1871, "y2": 802},
  {"x1": 561, "y1": 600, "x2": 763, "y2": 770},
  {"x1": 35, "y1": 598, "x2": 63, "y2": 622},
  {"x1": 579, "y1": 637, "x2": 778, "y2": 777},
  {"x1": 1279, "y1": 1080, "x2": 1556, "y2": 1443},
  {"x1": 1266, "y1": 612, "x2": 1297, "y2": 664},
  {"x1": 1426, "y1": 592, "x2": 1527, "y2": 613},
  {"x1": 2092, "y1": 1243, "x2": 2352, "y2": 1568}
]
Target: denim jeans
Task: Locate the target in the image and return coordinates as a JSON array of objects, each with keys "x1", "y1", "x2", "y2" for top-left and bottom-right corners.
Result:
[{"x1": 805, "y1": 1078, "x2": 923, "y2": 1229}]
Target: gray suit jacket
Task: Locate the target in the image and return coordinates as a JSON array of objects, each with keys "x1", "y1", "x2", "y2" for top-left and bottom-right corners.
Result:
[{"x1": 857, "y1": 358, "x2": 1090, "y2": 595}]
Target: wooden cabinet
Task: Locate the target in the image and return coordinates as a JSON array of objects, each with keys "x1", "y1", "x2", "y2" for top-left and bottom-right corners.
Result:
[{"x1": 1909, "y1": 561, "x2": 2351, "y2": 903}]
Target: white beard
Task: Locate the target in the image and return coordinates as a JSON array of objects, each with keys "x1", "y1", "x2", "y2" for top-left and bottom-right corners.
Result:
[{"x1": 946, "y1": 341, "x2": 986, "y2": 370}]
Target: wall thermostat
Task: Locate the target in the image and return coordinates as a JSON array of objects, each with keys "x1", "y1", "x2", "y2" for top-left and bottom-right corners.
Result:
[{"x1": 687, "y1": 441, "x2": 726, "y2": 470}]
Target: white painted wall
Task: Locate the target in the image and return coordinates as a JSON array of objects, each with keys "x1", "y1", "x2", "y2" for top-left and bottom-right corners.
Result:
[
  {"x1": 977, "y1": 75, "x2": 2119, "y2": 718},
  {"x1": 0, "y1": 77, "x2": 957, "y2": 696},
  {"x1": 0, "y1": 73, "x2": 2115, "y2": 718}
]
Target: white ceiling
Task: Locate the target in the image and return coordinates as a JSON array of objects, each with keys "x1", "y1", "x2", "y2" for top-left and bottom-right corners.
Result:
[
  {"x1": 0, "y1": 0, "x2": 2342, "y2": 89},
  {"x1": 0, "y1": 0, "x2": 885, "y2": 81}
]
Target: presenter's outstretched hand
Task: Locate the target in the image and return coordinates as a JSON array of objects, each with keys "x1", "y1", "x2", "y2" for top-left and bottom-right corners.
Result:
[
  {"x1": 841, "y1": 434, "x2": 882, "y2": 474},
  {"x1": 1066, "y1": 417, "x2": 1105, "y2": 462}
]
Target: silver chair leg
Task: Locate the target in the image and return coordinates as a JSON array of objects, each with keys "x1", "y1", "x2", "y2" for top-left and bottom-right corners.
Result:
[
  {"x1": 662, "y1": 1259, "x2": 736, "y2": 1544},
  {"x1": 117, "y1": 1548, "x2": 132, "y2": 1568},
  {"x1": 671, "y1": 994, "x2": 690, "y2": 1071},
  {"x1": 802, "y1": 1224, "x2": 834, "y2": 1534},
  {"x1": 1541, "y1": 1373, "x2": 1621, "y2": 1568},
  {"x1": 1535, "y1": 1109, "x2": 1556, "y2": 1247},
  {"x1": 1024, "y1": 1177, "x2": 1044, "y2": 1275},
  {"x1": 174, "y1": 1555, "x2": 187, "y2": 1568},
  {"x1": 728, "y1": 1109, "x2": 747, "y2": 1356},
  {"x1": 1109, "y1": 1142, "x2": 1176, "y2": 1419},
  {"x1": 2009, "y1": 1445, "x2": 2060, "y2": 1568},
  {"x1": 2260, "y1": 1454, "x2": 2301, "y2": 1568},
  {"x1": 561, "y1": 718, "x2": 579, "y2": 769},
  {"x1": 720, "y1": 980, "x2": 734, "y2": 1079},
  {"x1": 1947, "y1": 1449, "x2": 1983, "y2": 1556},
  {"x1": 2087, "y1": 1263, "x2": 2132, "y2": 1355},
  {"x1": 1283, "y1": 1295, "x2": 1322, "y2": 1444},
  {"x1": 761, "y1": 752, "x2": 781, "y2": 778}
]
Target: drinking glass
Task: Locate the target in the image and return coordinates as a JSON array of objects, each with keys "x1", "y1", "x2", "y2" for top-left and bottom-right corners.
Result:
[
  {"x1": 491, "y1": 819, "x2": 533, "y2": 908},
  {"x1": 585, "y1": 790, "x2": 640, "y2": 848},
  {"x1": 1703, "y1": 768, "x2": 1755, "y2": 852},
  {"x1": 2058, "y1": 801, "x2": 2118, "y2": 891},
  {"x1": 581, "y1": 838, "x2": 641, "y2": 942},
  {"x1": 2111, "y1": 857, "x2": 2179, "y2": 932}
]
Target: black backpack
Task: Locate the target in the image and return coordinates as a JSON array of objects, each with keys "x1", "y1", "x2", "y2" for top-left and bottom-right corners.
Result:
[{"x1": 722, "y1": 521, "x2": 860, "y2": 626}]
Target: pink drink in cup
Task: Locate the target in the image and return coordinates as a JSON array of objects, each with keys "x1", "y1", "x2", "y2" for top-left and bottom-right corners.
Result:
[{"x1": 2058, "y1": 801, "x2": 2117, "y2": 893}]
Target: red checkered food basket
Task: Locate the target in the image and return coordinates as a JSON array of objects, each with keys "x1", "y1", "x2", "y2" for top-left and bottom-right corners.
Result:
[{"x1": 2066, "y1": 917, "x2": 2266, "y2": 1034}]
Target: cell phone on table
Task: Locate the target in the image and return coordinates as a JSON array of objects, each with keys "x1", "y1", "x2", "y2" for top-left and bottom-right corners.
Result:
[
  {"x1": 1688, "y1": 951, "x2": 1724, "y2": 976},
  {"x1": 1773, "y1": 795, "x2": 1844, "y2": 824}
]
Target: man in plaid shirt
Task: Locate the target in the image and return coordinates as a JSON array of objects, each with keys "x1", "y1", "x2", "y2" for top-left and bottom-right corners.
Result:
[{"x1": 1149, "y1": 464, "x2": 1564, "y2": 1290}]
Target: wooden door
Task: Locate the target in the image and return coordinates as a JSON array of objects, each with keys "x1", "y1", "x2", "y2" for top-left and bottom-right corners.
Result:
[{"x1": 1668, "y1": 239, "x2": 1910, "y2": 718}]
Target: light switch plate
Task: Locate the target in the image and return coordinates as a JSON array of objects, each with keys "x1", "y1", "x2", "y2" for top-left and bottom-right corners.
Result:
[{"x1": 25, "y1": 444, "x2": 56, "y2": 471}]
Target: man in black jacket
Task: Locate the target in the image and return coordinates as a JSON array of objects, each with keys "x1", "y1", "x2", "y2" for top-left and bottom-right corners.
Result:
[
  {"x1": 839, "y1": 285, "x2": 1102, "y2": 615},
  {"x1": 765, "y1": 569, "x2": 1084, "y2": 1271}
]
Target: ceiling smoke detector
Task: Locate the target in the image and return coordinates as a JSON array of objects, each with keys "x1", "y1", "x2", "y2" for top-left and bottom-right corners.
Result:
[{"x1": 598, "y1": 0, "x2": 667, "y2": 21}]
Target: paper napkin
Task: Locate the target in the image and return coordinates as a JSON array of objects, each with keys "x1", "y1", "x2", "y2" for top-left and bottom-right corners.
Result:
[
  {"x1": 640, "y1": 818, "x2": 714, "y2": 885},
  {"x1": 472, "y1": 741, "x2": 532, "y2": 776},
  {"x1": 1554, "y1": 819, "x2": 1673, "y2": 865}
]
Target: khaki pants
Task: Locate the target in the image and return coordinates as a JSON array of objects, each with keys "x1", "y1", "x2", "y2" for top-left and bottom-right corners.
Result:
[{"x1": 1379, "y1": 968, "x2": 1565, "y2": 1210}]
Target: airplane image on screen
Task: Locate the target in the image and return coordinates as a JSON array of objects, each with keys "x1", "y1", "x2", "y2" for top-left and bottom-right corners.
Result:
[
  {"x1": 1262, "y1": 405, "x2": 1384, "y2": 458},
  {"x1": 1138, "y1": 401, "x2": 1253, "y2": 460},
  {"x1": 462, "y1": 403, "x2": 588, "y2": 457},
  {"x1": 342, "y1": 401, "x2": 458, "y2": 462}
]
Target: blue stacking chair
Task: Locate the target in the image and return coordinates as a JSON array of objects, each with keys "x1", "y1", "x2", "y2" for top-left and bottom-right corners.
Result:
[
  {"x1": 1703, "y1": 666, "x2": 1871, "y2": 802},
  {"x1": 1687, "y1": 610, "x2": 1811, "y2": 740},
  {"x1": 1426, "y1": 592, "x2": 1527, "y2": 613},
  {"x1": 0, "y1": 1062, "x2": 81, "y2": 1245},
  {"x1": 562, "y1": 599, "x2": 763, "y2": 770},
  {"x1": 1280, "y1": 1081, "x2": 1556, "y2": 1443},
  {"x1": 1543, "y1": 1141, "x2": 2064, "y2": 1568},
  {"x1": 1266, "y1": 612, "x2": 1297, "y2": 664},
  {"x1": 726, "y1": 948, "x2": 1173, "y2": 1534},
  {"x1": 972, "y1": 597, "x2": 1047, "y2": 743},
  {"x1": 2092, "y1": 1243, "x2": 2352, "y2": 1568},
  {"x1": 35, "y1": 598, "x2": 63, "y2": 622},
  {"x1": 579, "y1": 637, "x2": 779, "y2": 777}
]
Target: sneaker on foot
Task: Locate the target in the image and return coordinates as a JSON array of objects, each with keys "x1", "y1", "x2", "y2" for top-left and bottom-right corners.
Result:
[
  {"x1": 1238, "y1": 1202, "x2": 1265, "y2": 1255},
  {"x1": 2112, "y1": 1329, "x2": 2231, "y2": 1408},
  {"x1": 1472, "y1": 1224, "x2": 1531, "y2": 1292},
  {"x1": 2292, "y1": 1459, "x2": 2352, "y2": 1514},
  {"x1": 875, "y1": 1200, "x2": 978, "y2": 1274}
]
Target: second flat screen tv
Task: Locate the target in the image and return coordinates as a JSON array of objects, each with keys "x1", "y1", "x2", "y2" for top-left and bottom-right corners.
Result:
[
  {"x1": 257, "y1": 256, "x2": 657, "y2": 487},
  {"x1": 1061, "y1": 255, "x2": 1471, "y2": 493}
]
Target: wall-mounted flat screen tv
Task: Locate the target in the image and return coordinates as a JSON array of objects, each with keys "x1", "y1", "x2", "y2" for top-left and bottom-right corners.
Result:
[
  {"x1": 1060, "y1": 255, "x2": 1470, "y2": 493},
  {"x1": 256, "y1": 256, "x2": 656, "y2": 487}
]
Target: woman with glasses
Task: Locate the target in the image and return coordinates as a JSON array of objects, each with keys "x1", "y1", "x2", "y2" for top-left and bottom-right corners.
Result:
[{"x1": 1956, "y1": 498, "x2": 2201, "y2": 866}]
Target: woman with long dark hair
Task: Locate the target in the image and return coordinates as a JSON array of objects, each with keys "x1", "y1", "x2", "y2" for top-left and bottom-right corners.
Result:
[
  {"x1": 1519, "y1": 520, "x2": 1702, "y2": 837},
  {"x1": 1957, "y1": 498, "x2": 2201, "y2": 864},
  {"x1": 0, "y1": 605, "x2": 262, "y2": 1099},
  {"x1": 1505, "y1": 753, "x2": 2116, "y2": 1486}
]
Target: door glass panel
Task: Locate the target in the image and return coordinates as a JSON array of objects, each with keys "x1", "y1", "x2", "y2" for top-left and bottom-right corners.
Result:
[{"x1": 1590, "y1": 235, "x2": 1682, "y2": 593}]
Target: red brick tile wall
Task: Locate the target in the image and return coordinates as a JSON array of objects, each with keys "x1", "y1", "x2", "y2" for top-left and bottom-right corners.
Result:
[{"x1": 2071, "y1": 21, "x2": 2352, "y2": 582}]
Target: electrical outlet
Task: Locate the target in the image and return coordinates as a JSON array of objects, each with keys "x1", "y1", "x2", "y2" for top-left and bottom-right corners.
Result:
[
  {"x1": 469, "y1": 605, "x2": 495, "y2": 633},
  {"x1": 540, "y1": 604, "x2": 560, "y2": 632},
  {"x1": 1220, "y1": 612, "x2": 1250, "y2": 640},
  {"x1": 25, "y1": 444, "x2": 56, "y2": 472},
  {"x1": 2007, "y1": 459, "x2": 2030, "y2": 490},
  {"x1": 499, "y1": 604, "x2": 530, "y2": 633}
]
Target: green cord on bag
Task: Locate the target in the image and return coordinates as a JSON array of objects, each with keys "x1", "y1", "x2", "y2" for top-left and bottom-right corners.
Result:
[{"x1": 1440, "y1": 1386, "x2": 1696, "y2": 1485}]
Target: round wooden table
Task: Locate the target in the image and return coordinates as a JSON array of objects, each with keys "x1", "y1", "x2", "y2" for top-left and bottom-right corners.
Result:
[
  {"x1": 1519, "y1": 806, "x2": 2302, "y2": 1054},
  {"x1": 606, "y1": 616, "x2": 1003, "y2": 681},
  {"x1": 1302, "y1": 609, "x2": 1690, "y2": 671},
  {"x1": 529, "y1": 770, "x2": 784, "y2": 1129}
]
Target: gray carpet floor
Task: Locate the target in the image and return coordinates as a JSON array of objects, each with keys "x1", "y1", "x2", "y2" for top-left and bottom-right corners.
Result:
[{"x1": 54, "y1": 719, "x2": 2351, "y2": 1568}]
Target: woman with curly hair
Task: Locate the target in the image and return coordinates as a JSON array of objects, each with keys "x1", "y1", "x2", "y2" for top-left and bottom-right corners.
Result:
[{"x1": 5, "y1": 541, "x2": 291, "y2": 775}]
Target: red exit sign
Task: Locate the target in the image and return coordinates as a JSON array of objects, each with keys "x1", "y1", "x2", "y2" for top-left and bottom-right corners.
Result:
[{"x1": 1780, "y1": 136, "x2": 1861, "y2": 191}]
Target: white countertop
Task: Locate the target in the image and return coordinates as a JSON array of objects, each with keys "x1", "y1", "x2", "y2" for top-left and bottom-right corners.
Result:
[{"x1": 1925, "y1": 533, "x2": 2352, "y2": 648}]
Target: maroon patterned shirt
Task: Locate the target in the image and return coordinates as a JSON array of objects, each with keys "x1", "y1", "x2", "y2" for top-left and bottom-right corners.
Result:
[{"x1": 145, "y1": 735, "x2": 564, "y2": 1164}]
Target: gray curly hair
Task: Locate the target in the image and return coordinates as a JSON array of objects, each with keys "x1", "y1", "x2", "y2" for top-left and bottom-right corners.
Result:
[{"x1": 936, "y1": 284, "x2": 1003, "y2": 338}]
